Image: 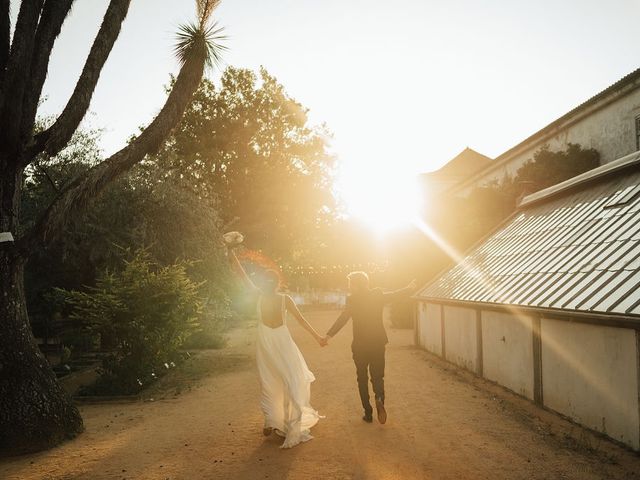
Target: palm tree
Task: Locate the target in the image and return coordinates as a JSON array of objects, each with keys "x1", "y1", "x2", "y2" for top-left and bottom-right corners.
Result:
[{"x1": 0, "y1": 0, "x2": 225, "y2": 455}]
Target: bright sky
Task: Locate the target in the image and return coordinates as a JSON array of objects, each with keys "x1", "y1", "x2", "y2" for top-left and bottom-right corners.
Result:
[{"x1": 32, "y1": 0, "x2": 640, "y2": 222}]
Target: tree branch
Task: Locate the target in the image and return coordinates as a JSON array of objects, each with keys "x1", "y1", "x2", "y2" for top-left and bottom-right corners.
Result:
[
  {"x1": 0, "y1": 0, "x2": 10, "y2": 92},
  {"x1": 29, "y1": 0, "x2": 131, "y2": 161},
  {"x1": 0, "y1": 0, "x2": 45, "y2": 157},
  {"x1": 20, "y1": 0, "x2": 75, "y2": 148},
  {"x1": 34, "y1": 161, "x2": 60, "y2": 194},
  {"x1": 17, "y1": 50, "x2": 207, "y2": 255}
]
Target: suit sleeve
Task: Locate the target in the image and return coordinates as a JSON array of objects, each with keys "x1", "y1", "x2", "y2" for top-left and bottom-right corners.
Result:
[
  {"x1": 381, "y1": 285, "x2": 414, "y2": 303},
  {"x1": 326, "y1": 301, "x2": 351, "y2": 337}
]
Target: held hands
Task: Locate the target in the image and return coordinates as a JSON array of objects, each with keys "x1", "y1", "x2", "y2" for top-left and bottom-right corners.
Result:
[{"x1": 317, "y1": 335, "x2": 329, "y2": 347}]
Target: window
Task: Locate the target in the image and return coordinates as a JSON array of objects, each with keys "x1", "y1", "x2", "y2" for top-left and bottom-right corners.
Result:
[{"x1": 603, "y1": 183, "x2": 640, "y2": 209}]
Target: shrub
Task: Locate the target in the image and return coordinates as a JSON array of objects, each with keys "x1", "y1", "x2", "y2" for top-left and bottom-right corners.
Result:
[
  {"x1": 439, "y1": 143, "x2": 601, "y2": 251},
  {"x1": 183, "y1": 294, "x2": 232, "y2": 349},
  {"x1": 57, "y1": 249, "x2": 204, "y2": 395}
]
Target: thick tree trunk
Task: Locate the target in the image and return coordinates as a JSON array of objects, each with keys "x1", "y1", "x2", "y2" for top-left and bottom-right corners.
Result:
[
  {"x1": 0, "y1": 2, "x2": 210, "y2": 455},
  {"x1": 0, "y1": 171, "x2": 83, "y2": 456},
  {"x1": 0, "y1": 255, "x2": 84, "y2": 456}
]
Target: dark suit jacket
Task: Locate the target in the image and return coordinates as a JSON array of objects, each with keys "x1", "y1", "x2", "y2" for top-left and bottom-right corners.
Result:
[{"x1": 327, "y1": 287, "x2": 412, "y2": 351}]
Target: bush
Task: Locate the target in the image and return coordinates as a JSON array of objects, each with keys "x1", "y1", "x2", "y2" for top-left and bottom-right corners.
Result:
[
  {"x1": 437, "y1": 143, "x2": 601, "y2": 252},
  {"x1": 57, "y1": 249, "x2": 204, "y2": 395},
  {"x1": 514, "y1": 143, "x2": 600, "y2": 192},
  {"x1": 183, "y1": 295, "x2": 231, "y2": 349}
]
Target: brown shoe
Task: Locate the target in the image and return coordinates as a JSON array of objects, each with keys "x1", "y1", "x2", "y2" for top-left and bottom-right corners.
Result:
[
  {"x1": 263, "y1": 427, "x2": 273, "y2": 436},
  {"x1": 375, "y1": 398, "x2": 387, "y2": 424}
]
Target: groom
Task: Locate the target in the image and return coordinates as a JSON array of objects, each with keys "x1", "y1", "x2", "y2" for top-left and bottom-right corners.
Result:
[{"x1": 325, "y1": 272, "x2": 416, "y2": 424}]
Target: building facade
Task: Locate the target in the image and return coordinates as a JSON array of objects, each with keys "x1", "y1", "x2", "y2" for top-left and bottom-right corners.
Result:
[
  {"x1": 450, "y1": 68, "x2": 640, "y2": 197},
  {"x1": 415, "y1": 152, "x2": 640, "y2": 450}
]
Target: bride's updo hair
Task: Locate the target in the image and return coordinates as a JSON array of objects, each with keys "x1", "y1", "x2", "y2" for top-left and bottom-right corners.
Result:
[{"x1": 258, "y1": 269, "x2": 281, "y2": 293}]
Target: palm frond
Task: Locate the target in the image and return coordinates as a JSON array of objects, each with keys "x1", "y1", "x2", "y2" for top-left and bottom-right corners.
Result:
[
  {"x1": 196, "y1": 0, "x2": 221, "y2": 28},
  {"x1": 174, "y1": 21, "x2": 227, "y2": 69}
]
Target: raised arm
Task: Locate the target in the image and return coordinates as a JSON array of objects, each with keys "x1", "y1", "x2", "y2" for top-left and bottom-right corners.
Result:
[
  {"x1": 381, "y1": 279, "x2": 417, "y2": 303},
  {"x1": 284, "y1": 295, "x2": 327, "y2": 346},
  {"x1": 228, "y1": 248, "x2": 259, "y2": 295}
]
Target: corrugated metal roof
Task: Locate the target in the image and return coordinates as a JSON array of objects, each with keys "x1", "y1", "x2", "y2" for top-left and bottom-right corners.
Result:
[{"x1": 417, "y1": 151, "x2": 640, "y2": 318}]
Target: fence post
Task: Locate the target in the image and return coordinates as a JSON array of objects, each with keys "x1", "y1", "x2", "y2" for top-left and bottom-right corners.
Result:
[
  {"x1": 532, "y1": 315, "x2": 543, "y2": 406},
  {"x1": 476, "y1": 309, "x2": 483, "y2": 377},
  {"x1": 440, "y1": 303, "x2": 446, "y2": 360}
]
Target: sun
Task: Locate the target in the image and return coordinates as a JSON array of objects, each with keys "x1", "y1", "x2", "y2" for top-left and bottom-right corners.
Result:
[{"x1": 335, "y1": 162, "x2": 421, "y2": 234}]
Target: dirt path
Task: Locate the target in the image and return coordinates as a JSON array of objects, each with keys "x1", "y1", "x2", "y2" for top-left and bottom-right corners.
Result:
[{"x1": 1, "y1": 310, "x2": 639, "y2": 480}]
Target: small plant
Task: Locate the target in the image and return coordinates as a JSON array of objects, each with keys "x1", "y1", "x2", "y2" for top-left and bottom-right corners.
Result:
[{"x1": 58, "y1": 249, "x2": 204, "y2": 395}]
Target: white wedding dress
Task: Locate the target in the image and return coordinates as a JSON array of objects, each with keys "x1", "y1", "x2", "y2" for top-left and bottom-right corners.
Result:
[{"x1": 255, "y1": 294, "x2": 321, "y2": 448}]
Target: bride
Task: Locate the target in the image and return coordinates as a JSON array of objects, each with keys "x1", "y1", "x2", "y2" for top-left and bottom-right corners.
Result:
[{"x1": 227, "y1": 243, "x2": 325, "y2": 448}]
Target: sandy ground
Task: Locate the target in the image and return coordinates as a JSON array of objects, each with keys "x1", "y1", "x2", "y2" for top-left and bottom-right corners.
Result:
[{"x1": 1, "y1": 310, "x2": 639, "y2": 480}]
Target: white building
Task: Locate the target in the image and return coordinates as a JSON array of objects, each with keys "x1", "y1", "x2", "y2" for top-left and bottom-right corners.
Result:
[
  {"x1": 450, "y1": 67, "x2": 640, "y2": 197},
  {"x1": 415, "y1": 151, "x2": 640, "y2": 450}
]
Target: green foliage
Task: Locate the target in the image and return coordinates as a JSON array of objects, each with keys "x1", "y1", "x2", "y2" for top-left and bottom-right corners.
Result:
[
  {"x1": 20, "y1": 67, "x2": 336, "y2": 371},
  {"x1": 512, "y1": 143, "x2": 600, "y2": 193},
  {"x1": 21, "y1": 126, "x2": 234, "y2": 334},
  {"x1": 184, "y1": 290, "x2": 233, "y2": 349},
  {"x1": 20, "y1": 124, "x2": 102, "y2": 237},
  {"x1": 174, "y1": 22, "x2": 227, "y2": 69},
  {"x1": 56, "y1": 250, "x2": 203, "y2": 395},
  {"x1": 437, "y1": 143, "x2": 600, "y2": 251},
  {"x1": 153, "y1": 67, "x2": 336, "y2": 261},
  {"x1": 21, "y1": 127, "x2": 106, "y2": 325}
]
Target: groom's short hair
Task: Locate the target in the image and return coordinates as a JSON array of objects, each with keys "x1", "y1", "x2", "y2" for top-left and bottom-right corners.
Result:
[{"x1": 347, "y1": 271, "x2": 369, "y2": 291}]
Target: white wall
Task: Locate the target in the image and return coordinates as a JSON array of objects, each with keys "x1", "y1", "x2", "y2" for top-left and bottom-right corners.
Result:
[
  {"x1": 549, "y1": 87, "x2": 640, "y2": 164},
  {"x1": 481, "y1": 311, "x2": 535, "y2": 400},
  {"x1": 541, "y1": 318, "x2": 639, "y2": 450},
  {"x1": 417, "y1": 302, "x2": 442, "y2": 356},
  {"x1": 443, "y1": 306, "x2": 479, "y2": 372},
  {"x1": 415, "y1": 301, "x2": 640, "y2": 450}
]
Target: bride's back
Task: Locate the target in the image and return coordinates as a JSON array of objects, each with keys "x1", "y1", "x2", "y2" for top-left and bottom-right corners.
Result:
[{"x1": 259, "y1": 293, "x2": 285, "y2": 328}]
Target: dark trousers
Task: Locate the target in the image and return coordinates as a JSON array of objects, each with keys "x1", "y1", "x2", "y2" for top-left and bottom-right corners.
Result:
[{"x1": 352, "y1": 345, "x2": 385, "y2": 414}]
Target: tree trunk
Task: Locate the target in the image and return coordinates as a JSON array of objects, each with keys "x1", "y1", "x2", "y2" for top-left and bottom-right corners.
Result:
[
  {"x1": 0, "y1": 2, "x2": 210, "y2": 454},
  {"x1": 0, "y1": 171, "x2": 83, "y2": 456}
]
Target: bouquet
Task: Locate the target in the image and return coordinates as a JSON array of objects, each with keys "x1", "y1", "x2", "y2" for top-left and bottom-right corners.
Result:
[{"x1": 222, "y1": 231, "x2": 244, "y2": 247}]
